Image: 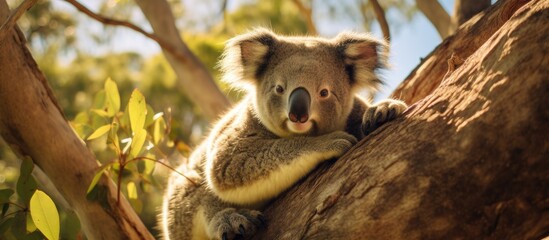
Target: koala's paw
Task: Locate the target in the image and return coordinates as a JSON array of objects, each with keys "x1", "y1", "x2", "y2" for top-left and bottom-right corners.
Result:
[
  {"x1": 209, "y1": 208, "x2": 266, "y2": 240},
  {"x1": 362, "y1": 99, "x2": 407, "y2": 135},
  {"x1": 321, "y1": 131, "x2": 358, "y2": 156}
]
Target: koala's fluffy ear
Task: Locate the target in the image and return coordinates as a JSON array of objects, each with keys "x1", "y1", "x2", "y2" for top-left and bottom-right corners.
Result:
[
  {"x1": 220, "y1": 28, "x2": 277, "y2": 90},
  {"x1": 335, "y1": 32, "x2": 388, "y2": 90}
]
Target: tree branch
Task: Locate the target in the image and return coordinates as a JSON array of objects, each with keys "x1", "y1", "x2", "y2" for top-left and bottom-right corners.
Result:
[
  {"x1": 63, "y1": 0, "x2": 190, "y2": 65},
  {"x1": 0, "y1": 0, "x2": 37, "y2": 43},
  {"x1": 416, "y1": 0, "x2": 455, "y2": 39},
  {"x1": 291, "y1": 0, "x2": 318, "y2": 35},
  {"x1": 66, "y1": 0, "x2": 231, "y2": 119},
  {"x1": 370, "y1": 0, "x2": 391, "y2": 42},
  {"x1": 135, "y1": 0, "x2": 230, "y2": 120}
]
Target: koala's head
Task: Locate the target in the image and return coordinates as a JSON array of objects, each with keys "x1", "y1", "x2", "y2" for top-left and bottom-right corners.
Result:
[{"x1": 220, "y1": 28, "x2": 387, "y2": 137}]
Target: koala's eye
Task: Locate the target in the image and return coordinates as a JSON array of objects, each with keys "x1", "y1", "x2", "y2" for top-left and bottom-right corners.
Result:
[
  {"x1": 275, "y1": 85, "x2": 284, "y2": 94},
  {"x1": 319, "y1": 89, "x2": 329, "y2": 98}
]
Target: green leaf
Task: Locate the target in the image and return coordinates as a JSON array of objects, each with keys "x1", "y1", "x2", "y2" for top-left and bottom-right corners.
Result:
[
  {"x1": 30, "y1": 190, "x2": 60, "y2": 240},
  {"x1": 104, "y1": 78, "x2": 120, "y2": 117},
  {"x1": 130, "y1": 129, "x2": 147, "y2": 158},
  {"x1": 87, "y1": 125, "x2": 111, "y2": 140},
  {"x1": 17, "y1": 158, "x2": 36, "y2": 205},
  {"x1": 153, "y1": 117, "x2": 166, "y2": 145},
  {"x1": 126, "y1": 182, "x2": 137, "y2": 199},
  {"x1": 0, "y1": 189, "x2": 14, "y2": 203},
  {"x1": 144, "y1": 105, "x2": 155, "y2": 128},
  {"x1": 91, "y1": 109, "x2": 110, "y2": 118},
  {"x1": 128, "y1": 89, "x2": 147, "y2": 134},
  {"x1": 86, "y1": 164, "x2": 110, "y2": 194}
]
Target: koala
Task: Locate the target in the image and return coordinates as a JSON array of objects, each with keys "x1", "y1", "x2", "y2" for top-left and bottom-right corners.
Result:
[{"x1": 161, "y1": 28, "x2": 407, "y2": 240}]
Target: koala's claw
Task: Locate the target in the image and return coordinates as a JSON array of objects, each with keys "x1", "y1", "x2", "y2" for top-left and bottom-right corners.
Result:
[
  {"x1": 211, "y1": 208, "x2": 264, "y2": 240},
  {"x1": 362, "y1": 100, "x2": 407, "y2": 135}
]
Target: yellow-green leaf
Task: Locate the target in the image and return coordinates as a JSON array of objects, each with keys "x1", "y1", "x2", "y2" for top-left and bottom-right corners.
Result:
[
  {"x1": 73, "y1": 112, "x2": 89, "y2": 125},
  {"x1": 144, "y1": 105, "x2": 155, "y2": 128},
  {"x1": 128, "y1": 89, "x2": 147, "y2": 134},
  {"x1": 127, "y1": 182, "x2": 137, "y2": 199},
  {"x1": 30, "y1": 190, "x2": 60, "y2": 240},
  {"x1": 86, "y1": 164, "x2": 110, "y2": 194},
  {"x1": 130, "y1": 129, "x2": 147, "y2": 158},
  {"x1": 153, "y1": 117, "x2": 166, "y2": 145},
  {"x1": 87, "y1": 125, "x2": 111, "y2": 140},
  {"x1": 104, "y1": 78, "x2": 120, "y2": 117}
]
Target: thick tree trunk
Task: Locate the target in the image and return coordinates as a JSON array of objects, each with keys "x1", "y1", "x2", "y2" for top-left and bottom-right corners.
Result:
[
  {"x1": 0, "y1": 1, "x2": 153, "y2": 239},
  {"x1": 254, "y1": 0, "x2": 548, "y2": 239},
  {"x1": 135, "y1": 0, "x2": 231, "y2": 120}
]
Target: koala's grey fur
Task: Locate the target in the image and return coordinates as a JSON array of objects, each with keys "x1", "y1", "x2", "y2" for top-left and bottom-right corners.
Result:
[{"x1": 161, "y1": 28, "x2": 407, "y2": 240}]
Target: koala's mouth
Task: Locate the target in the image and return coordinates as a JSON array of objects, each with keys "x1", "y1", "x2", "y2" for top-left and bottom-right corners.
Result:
[{"x1": 286, "y1": 120, "x2": 315, "y2": 135}]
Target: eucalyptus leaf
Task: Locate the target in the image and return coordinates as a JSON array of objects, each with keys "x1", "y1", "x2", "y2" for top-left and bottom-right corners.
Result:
[
  {"x1": 86, "y1": 164, "x2": 111, "y2": 194},
  {"x1": 128, "y1": 89, "x2": 147, "y2": 134},
  {"x1": 30, "y1": 190, "x2": 60, "y2": 240},
  {"x1": 130, "y1": 129, "x2": 147, "y2": 158},
  {"x1": 127, "y1": 182, "x2": 137, "y2": 199},
  {"x1": 87, "y1": 125, "x2": 111, "y2": 140},
  {"x1": 0, "y1": 189, "x2": 14, "y2": 203},
  {"x1": 17, "y1": 158, "x2": 36, "y2": 205},
  {"x1": 104, "y1": 78, "x2": 120, "y2": 117}
]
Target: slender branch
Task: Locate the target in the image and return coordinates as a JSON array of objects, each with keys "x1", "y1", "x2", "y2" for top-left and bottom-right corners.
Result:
[
  {"x1": 370, "y1": 0, "x2": 391, "y2": 42},
  {"x1": 126, "y1": 156, "x2": 197, "y2": 185},
  {"x1": 0, "y1": 0, "x2": 37, "y2": 43},
  {"x1": 416, "y1": 0, "x2": 455, "y2": 39},
  {"x1": 63, "y1": 0, "x2": 189, "y2": 64},
  {"x1": 291, "y1": 0, "x2": 318, "y2": 35}
]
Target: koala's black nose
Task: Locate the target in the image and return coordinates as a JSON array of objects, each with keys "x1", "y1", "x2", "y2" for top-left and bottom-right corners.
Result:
[{"x1": 288, "y1": 87, "x2": 310, "y2": 123}]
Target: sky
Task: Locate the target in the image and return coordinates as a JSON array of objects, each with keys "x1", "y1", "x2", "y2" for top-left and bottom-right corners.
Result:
[{"x1": 54, "y1": 0, "x2": 455, "y2": 100}]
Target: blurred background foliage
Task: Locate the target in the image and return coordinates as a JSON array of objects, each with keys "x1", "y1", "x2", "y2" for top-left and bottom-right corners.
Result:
[{"x1": 0, "y1": 0, "x2": 427, "y2": 238}]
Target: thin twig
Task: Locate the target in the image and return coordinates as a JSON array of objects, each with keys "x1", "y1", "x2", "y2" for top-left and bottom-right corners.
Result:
[
  {"x1": 370, "y1": 0, "x2": 391, "y2": 42},
  {"x1": 0, "y1": 0, "x2": 38, "y2": 43},
  {"x1": 63, "y1": 0, "x2": 189, "y2": 64},
  {"x1": 126, "y1": 156, "x2": 198, "y2": 186}
]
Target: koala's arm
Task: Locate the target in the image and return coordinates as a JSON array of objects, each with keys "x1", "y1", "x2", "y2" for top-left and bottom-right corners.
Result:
[
  {"x1": 204, "y1": 113, "x2": 356, "y2": 206},
  {"x1": 346, "y1": 96, "x2": 408, "y2": 140}
]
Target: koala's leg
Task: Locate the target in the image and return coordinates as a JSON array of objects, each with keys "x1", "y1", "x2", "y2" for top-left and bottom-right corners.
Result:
[
  {"x1": 162, "y1": 170, "x2": 264, "y2": 240},
  {"x1": 362, "y1": 99, "x2": 407, "y2": 135},
  {"x1": 206, "y1": 131, "x2": 357, "y2": 206},
  {"x1": 162, "y1": 170, "x2": 203, "y2": 240}
]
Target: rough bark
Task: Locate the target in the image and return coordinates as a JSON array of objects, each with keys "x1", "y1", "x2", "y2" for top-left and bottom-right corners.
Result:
[
  {"x1": 135, "y1": 0, "x2": 231, "y2": 120},
  {"x1": 0, "y1": 0, "x2": 153, "y2": 239},
  {"x1": 254, "y1": 0, "x2": 548, "y2": 239}
]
